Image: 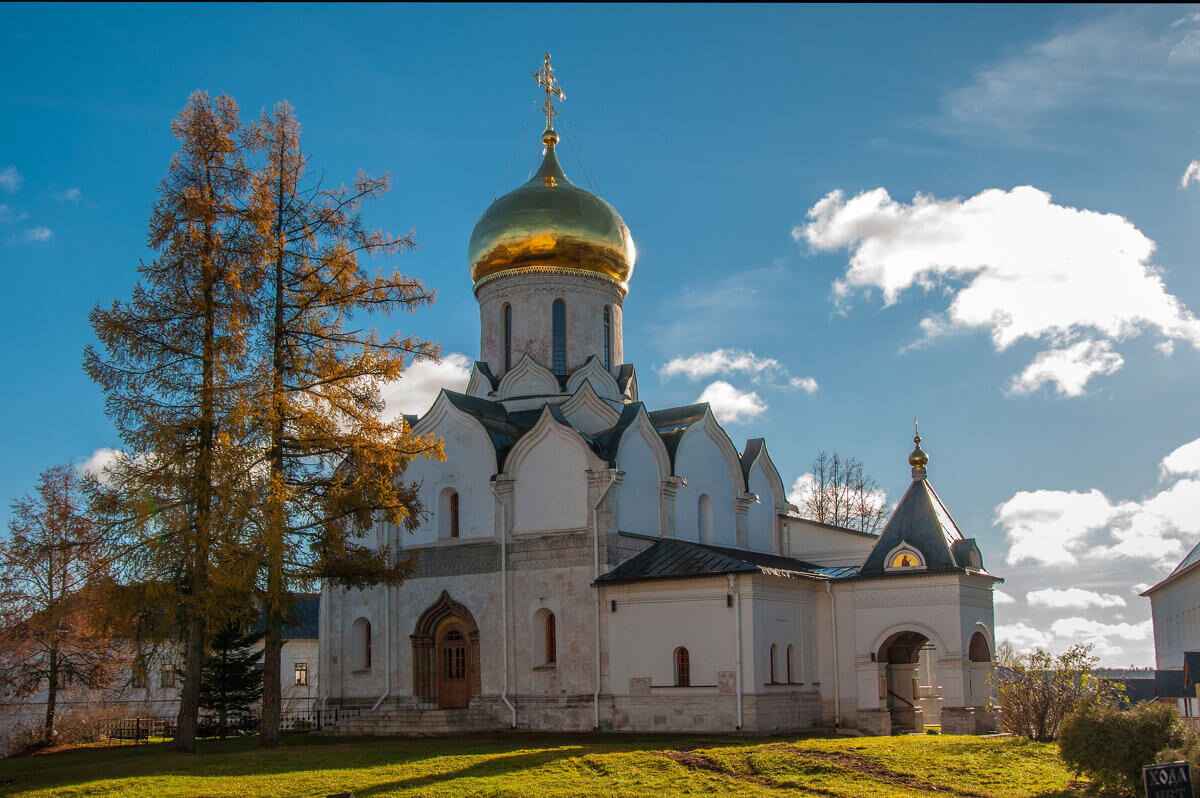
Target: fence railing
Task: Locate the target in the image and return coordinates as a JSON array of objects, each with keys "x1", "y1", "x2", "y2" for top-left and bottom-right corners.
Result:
[{"x1": 101, "y1": 708, "x2": 359, "y2": 746}]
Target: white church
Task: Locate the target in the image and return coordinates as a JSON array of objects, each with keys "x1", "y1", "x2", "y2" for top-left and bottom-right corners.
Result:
[{"x1": 319, "y1": 58, "x2": 1002, "y2": 737}]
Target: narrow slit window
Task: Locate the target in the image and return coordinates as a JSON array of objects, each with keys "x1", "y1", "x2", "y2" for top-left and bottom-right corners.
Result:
[
  {"x1": 552, "y1": 299, "x2": 566, "y2": 376},
  {"x1": 602, "y1": 305, "x2": 612, "y2": 371},
  {"x1": 503, "y1": 303, "x2": 512, "y2": 371},
  {"x1": 545, "y1": 613, "x2": 557, "y2": 665},
  {"x1": 786, "y1": 644, "x2": 794, "y2": 683},
  {"x1": 770, "y1": 644, "x2": 778, "y2": 684},
  {"x1": 449, "y1": 491, "x2": 460, "y2": 538}
]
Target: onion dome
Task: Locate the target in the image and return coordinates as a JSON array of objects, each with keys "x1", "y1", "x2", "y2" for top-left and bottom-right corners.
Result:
[
  {"x1": 468, "y1": 126, "x2": 636, "y2": 291},
  {"x1": 909, "y1": 420, "x2": 929, "y2": 479}
]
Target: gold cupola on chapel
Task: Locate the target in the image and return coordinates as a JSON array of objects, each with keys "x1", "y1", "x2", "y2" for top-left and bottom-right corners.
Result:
[{"x1": 468, "y1": 55, "x2": 636, "y2": 293}]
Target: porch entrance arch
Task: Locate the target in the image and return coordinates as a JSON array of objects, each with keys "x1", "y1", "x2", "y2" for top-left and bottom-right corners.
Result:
[
  {"x1": 411, "y1": 591, "x2": 481, "y2": 708},
  {"x1": 877, "y1": 630, "x2": 942, "y2": 733}
]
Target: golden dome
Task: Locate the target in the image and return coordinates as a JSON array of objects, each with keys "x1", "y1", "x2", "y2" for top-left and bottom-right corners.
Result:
[
  {"x1": 909, "y1": 433, "x2": 929, "y2": 473},
  {"x1": 468, "y1": 128, "x2": 636, "y2": 290}
]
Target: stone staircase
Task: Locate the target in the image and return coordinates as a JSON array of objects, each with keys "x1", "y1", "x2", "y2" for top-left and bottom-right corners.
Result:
[{"x1": 323, "y1": 704, "x2": 505, "y2": 736}]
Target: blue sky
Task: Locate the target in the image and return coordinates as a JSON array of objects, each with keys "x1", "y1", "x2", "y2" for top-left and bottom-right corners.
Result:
[{"x1": 4, "y1": 4, "x2": 1200, "y2": 665}]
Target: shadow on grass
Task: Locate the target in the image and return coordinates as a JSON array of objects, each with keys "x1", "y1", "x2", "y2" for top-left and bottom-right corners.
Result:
[{"x1": 0, "y1": 732, "x2": 763, "y2": 796}]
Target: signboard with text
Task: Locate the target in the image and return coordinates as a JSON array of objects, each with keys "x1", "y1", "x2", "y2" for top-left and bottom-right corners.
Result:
[{"x1": 1144, "y1": 761, "x2": 1193, "y2": 798}]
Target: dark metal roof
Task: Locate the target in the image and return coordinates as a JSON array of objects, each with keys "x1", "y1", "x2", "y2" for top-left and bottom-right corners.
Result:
[
  {"x1": 616, "y1": 364, "x2": 636, "y2": 397},
  {"x1": 254, "y1": 594, "x2": 319, "y2": 640},
  {"x1": 1156, "y1": 669, "x2": 1190, "y2": 698},
  {"x1": 595, "y1": 538, "x2": 837, "y2": 585},
  {"x1": 1110, "y1": 677, "x2": 1158, "y2": 704},
  {"x1": 859, "y1": 478, "x2": 969, "y2": 577},
  {"x1": 740, "y1": 438, "x2": 766, "y2": 489},
  {"x1": 647, "y1": 404, "x2": 708, "y2": 468},
  {"x1": 592, "y1": 403, "x2": 644, "y2": 464}
]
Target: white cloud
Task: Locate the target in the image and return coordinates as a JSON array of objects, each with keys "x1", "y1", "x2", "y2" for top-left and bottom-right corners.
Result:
[
  {"x1": 0, "y1": 204, "x2": 24, "y2": 223},
  {"x1": 788, "y1": 376, "x2": 819, "y2": 393},
  {"x1": 1049, "y1": 617, "x2": 1152, "y2": 642},
  {"x1": 938, "y1": 12, "x2": 1200, "y2": 141},
  {"x1": 798, "y1": 185, "x2": 1200, "y2": 395},
  {"x1": 995, "y1": 488, "x2": 1122, "y2": 567},
  {"x1": 0, "y1": 166, "x2": 22, "y2": 192},
  {"x1": 996, "y1": 436, "x2": 1200, "y2": 568},
  {"x1": 23, "y1": 226, "x2": 52, "y2": 243},
  {"x1": 379, "y1": 353, "x2": 471, "y2": 419},
  {"x1": 76, "y1": 447, "x2": 126, "y2": 484},
  {"x1": 993, "y1": 589, "x2": 1016, "y2": 605},
  {"x1": 1132, "y1": 582, "x2": 1151, "y2": 594},
  {"x1": 662, "y1": 349, "x2": 781, "y2": 382},
  {"x1": 1026, "y1": 587, "x2": 1126, "y2": 609},
  {"x1": 1181, "y1": 161, "x2": 1200, "y2": 188},
  {"x1": 1008, "y1": 339, "x2": 1124, "y2": 397},
  {"x1": 696, "y1": 381, "x2": 766, "y2": 424},
  {"x1": 1162, "y1": 437, "x2": 1200, "y2": 477},
  {"x1": 54, "y1": 187, "x2": 81, "y2": 202},
  {"x1": 787, "y1": 473, "x2": 815, "y2": 507},
  {"x1": 996, "y1": 622, "x2": 1050, "y2": 651}
]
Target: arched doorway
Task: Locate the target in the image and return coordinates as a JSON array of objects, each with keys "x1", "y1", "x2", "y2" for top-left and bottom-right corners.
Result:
[
  {"x1": 437, "y1": 621, "x2": 470, "y2": 708},
  {"x1": 878, "y1": 630, "x2": 940, "y2": 733},
  {"x1": 411, "y1": 591, "x2": 481, "y2": 708},
  {"x1": 967, "y1": 630, "x2": 996, "y2": 730}
]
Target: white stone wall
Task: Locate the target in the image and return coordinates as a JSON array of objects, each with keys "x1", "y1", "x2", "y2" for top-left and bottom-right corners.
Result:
[
  {"x1": 784, "y1": 516, "x2": 878, "y2": 565},
  {"x1": 1148, "y1": 569, "x2": 1200, "y2": 669},
  {"x1": 614, "y1": 422, "x2": 665, "y2": 536},
  {"x1": 476, "y1": 272, "x2": 624, "y2": 381},
  {"x1": 673, "y1": 426, "x2": 740, "y2": 546},
  {"x1": 511, "y1": 425, "x2": 590, "y2": 534},
  {"x1": 746, "y1": 462, "x2": 778, "y2": 553},
  {"x1": 402, "y1": 404, "x2": 500, "y2": 546}
]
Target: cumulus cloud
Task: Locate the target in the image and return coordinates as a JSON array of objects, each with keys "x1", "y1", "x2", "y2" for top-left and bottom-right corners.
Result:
[
  {"x1": 996, "y1": 436, "x2": 1200, "y2": 568},
  {"x1": 76, "y1": 447, "x2": 127, "y2": 484},
  {"x1": 1162, "y1": 437, "x2": 1200, "y2": 477},
  {"x1": 788, "y1": 376, "x2": 819, "y2": 393},
  {"x1": 0, "y1": 166, "x2": 22, "y2": 192},
  {"x1": 1132, "y1": 582, "x2": 1152, "y2": 594},
  {"x1": 996, "y1": 622, "x2": 1050, "y2": 650},
  {"x1": 937, "y1": 11, "x2": 1200, "y2": 141},
  {"x1": 798, "y1": 185, "x2": 1200, "y2": 395},
  {"x1": 787, "y1": 473, "x2": 815, "y2": 507},
  {"x1": 1026, "y1": 587, "x2": 1126, "y2": 609},
  {"x1": 662, "y1": 349, "x2": 783, "y2": 382},
  {"x1": 1049, "y1": 617, "x2": 1152, "y2": 641},
  {"x1": 1182, "y1": 161, "x2": 1200, "y2": 188},
  {"x1": 54, "y1": 187, "x2": 81, "y2": 202},
  {"x1": 993, "y1": 589, "x2": 1016, "y2": 605},
  {"x1": 379, "y1": 353, "x2": 471, "y2": 419},
  {"x1": 22, "y1": 226, "x2": 52, "y2": 243},
  {"x1": 1008, "y1": 339, "x2": 1124, "y2": 397},
  {"x1": 696, "y1": 381, "x2": 766, "y2": 424}
]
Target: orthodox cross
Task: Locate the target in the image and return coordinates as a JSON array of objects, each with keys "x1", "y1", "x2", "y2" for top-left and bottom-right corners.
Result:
[
  {"x1": 913, "y1": 417, "x2": 920, "y2": 441},
  {"x1": 532, "y1": 52, "x2": 566, "y2": 130}
]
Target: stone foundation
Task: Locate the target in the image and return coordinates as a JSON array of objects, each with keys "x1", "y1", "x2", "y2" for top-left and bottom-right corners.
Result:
[
  {"x1": 856, "y1": 709, "x2": 892, "y2": 736},
  {"x1": 939, "y1": 706, "x2": 976, "y2": 735}
]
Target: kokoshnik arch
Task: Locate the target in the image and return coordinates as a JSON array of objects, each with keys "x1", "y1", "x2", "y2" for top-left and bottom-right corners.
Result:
[{"x1": 319, "y1": 54, "x2": 1003, "y2": 736}]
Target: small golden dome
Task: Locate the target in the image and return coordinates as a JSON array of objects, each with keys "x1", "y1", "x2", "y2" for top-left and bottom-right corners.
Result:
[
  {"x1": 909, "y1": 434, "x2": 929, "y2": 473},
  {"x1": 468, "y1": 130, "x2": 636, "y2": 290}
]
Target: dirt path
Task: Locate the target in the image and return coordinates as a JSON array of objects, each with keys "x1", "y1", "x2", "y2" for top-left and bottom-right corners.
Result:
[{"x1": 661, "y1": 744, "x2": 995, "y2": 797}]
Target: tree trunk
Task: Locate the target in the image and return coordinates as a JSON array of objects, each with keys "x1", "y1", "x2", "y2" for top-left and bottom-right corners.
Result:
[
  {"x1": 258, "y1": 146, "x2": 287, "y2": 750},
  {"x1": 43, "y1": 648, "x2": 57, "y2": 744}
]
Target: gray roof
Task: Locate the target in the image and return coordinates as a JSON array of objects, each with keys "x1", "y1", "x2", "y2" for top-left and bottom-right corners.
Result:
[
  {"x1": 1185, "y1": 652, "x2": 1200, "y2": 686},
  {"x1": 1156, "y1": 669, "x2": 1190, "y2": 698},
  {"x1": 858, "y1": 478, "x2": 974, "y2": 577},
  {"x1": 595, "y1": 537, "x2": 844, "y2": 585},
  {"x1": 254, "y1": 594, "x2": 319, "y2": 640},
  {"x1": 1110, "y1": 677, "x2": 1158, "y2": 704},
  {"x1": 647, "y1": 404, "x2": 708, "y2": 468},
  {"x1": 1145, "y1": 538, "x2": 1200, "y2": 595},
  {"x1": 473, "y1": 360, "x2": 498, "y2": 391}
]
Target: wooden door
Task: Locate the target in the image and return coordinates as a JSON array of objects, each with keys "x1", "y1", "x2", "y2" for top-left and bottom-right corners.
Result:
[{"x1": 437, "y1": 625, "x2": 470, "y2": 708}]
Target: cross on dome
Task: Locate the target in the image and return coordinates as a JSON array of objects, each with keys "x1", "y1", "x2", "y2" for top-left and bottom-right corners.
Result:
[{"x1": 532, "y1": 52, "x2": 566, "y2": 142}]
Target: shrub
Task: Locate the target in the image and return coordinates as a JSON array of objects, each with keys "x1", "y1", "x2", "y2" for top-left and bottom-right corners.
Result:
[
  {"x1": 993, "y1": 643, "x2": 1121, "y2": 741},
  {"x1": 1059, "y1": 700, "x2": 1190, "y2": 796}
]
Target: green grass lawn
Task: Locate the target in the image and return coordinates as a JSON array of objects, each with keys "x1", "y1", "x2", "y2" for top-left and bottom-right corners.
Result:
[{"x1": 0, "y1": 732, "x2": 1098, "y2": 798}]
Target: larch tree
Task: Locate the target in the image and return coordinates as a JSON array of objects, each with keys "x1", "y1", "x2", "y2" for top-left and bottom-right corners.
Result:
[
  {"x1": 0, "y1": 465, "x2": 117, "y2": 746},
  {"x1": 244, "y1": 101, "x2": 441, "y2": 748},
  {"x1": 84, "y1": 91, "x2": 261, "y2": 753}
]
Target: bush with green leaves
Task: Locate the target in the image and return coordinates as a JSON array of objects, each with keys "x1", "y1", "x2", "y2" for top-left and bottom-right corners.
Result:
[
  {"x1": 1059, "y1": 700, "x2": 1192, "y2": 796},
  {"x1": 993, "y1": 643, "x2": 1123, "y2": 741}
]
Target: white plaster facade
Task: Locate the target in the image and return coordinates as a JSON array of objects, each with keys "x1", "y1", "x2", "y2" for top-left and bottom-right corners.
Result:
[{"x1": 320, "y1": 113, "x2": 1003, "y2": 737}]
